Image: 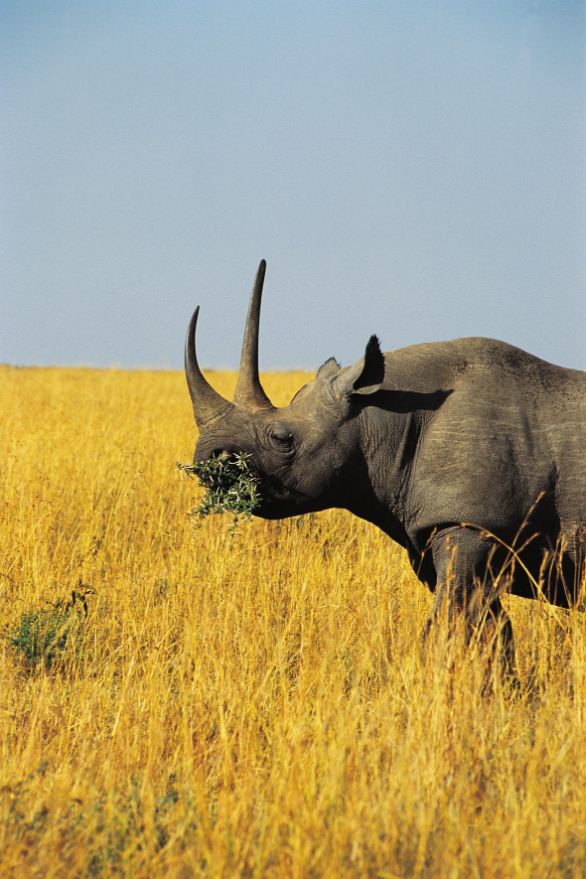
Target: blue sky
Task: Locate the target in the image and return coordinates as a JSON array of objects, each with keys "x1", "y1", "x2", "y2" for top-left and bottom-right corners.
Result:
[{"x1": 1, "y1": 1, "x2": 584, "y2": 370}]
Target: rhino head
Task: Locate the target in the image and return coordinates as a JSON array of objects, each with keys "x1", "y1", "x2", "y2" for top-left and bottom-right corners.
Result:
[{"x1": 185, "y1": 260, "x2": 385, "y2": 519}]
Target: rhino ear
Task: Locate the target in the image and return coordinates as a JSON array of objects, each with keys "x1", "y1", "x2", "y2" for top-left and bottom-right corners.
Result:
[
  {"x1": 332, "y1": 336, "x2": 385, "y2": 399},
  {"x1": 317, "y1": 357, "x2": 341, "y2": 380}
]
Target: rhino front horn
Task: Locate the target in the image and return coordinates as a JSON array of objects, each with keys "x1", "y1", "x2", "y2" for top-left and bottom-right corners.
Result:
[
  {"x1": 184, "y1": 306, "x2": 234, "y2": 427},
  {"x1": 233, "y1": 260, "x2": 274, "y2": 412}
]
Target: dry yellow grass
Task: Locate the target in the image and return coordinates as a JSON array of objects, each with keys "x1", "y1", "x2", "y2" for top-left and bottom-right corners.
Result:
[{"x1": 0, "y1": 364, "x2": 584, "y2": 879}]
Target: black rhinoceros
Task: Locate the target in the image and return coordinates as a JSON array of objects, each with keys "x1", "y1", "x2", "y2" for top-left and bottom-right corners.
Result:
[{"x1": 185, "y1": 261, "x2": 585, "y2": 675}]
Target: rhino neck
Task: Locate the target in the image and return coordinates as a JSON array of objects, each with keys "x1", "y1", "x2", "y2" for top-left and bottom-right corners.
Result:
[{"x1": 340, "y1": 404, "x2": 426, "y2": 549}]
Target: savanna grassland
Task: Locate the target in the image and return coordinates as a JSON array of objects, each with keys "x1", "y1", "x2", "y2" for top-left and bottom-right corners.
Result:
[{"x1": 0, "y1": 365, "x2": 585, "y2": 879}]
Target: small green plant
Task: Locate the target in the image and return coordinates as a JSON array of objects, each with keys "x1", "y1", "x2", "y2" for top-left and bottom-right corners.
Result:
[
  {"x1": 10, "y1": 588, "x2": 93, "y2": 670},
  {"x1": 178, "y1": 452, "x2": 261, "y2": 526}
]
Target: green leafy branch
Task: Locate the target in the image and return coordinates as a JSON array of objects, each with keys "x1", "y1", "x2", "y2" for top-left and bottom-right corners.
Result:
[{"x1": 178, "y1": 452, "x2": 261, "y2": 527}]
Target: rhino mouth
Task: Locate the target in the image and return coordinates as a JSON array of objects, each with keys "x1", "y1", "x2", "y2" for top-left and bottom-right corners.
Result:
[
  {"x1": 195, "y1": 450, "x2": 313, "y2": 517},
  {"x1": 204, "y1": 451, "x2": 295, "y2": 500},
  {"x1": 258, "y1": 473, "x2": 298, "y2": 503},
  {"x1": 254, "y1": 471, "x2": 322, "y2": 518}
]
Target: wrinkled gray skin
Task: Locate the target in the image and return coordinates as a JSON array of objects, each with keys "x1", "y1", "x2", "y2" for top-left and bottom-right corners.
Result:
[{"x1": 185, "y1": 261, "x2": 586, "y2": 677}]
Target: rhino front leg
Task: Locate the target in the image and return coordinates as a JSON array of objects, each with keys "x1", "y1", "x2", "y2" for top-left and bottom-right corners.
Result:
[{"x1": 425, "y1": 526, "x2": 517, "y2": 684}]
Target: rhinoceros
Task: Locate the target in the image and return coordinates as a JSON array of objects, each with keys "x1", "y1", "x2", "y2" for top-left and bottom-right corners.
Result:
[{"x1": 185, "y1": 260, "x2": 585, "y2": 675}]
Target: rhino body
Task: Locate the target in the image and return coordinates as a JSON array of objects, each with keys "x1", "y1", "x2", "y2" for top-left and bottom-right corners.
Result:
[{"x1": 185, "y1": 261, "x2": 586, "y2": 673}]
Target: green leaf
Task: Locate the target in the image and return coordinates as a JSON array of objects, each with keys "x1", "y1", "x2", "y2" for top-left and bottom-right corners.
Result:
[{"x1": 177, "y1": 454, "x2": 261, "y2": 527}]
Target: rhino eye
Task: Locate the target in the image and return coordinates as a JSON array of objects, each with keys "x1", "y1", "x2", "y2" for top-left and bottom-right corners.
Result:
[{"x1": 269, "y1": 429, "x2": 295, "y2": 452}]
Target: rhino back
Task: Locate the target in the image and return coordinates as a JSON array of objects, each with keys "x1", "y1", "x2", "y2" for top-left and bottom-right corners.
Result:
[{"x1": 379, "y1": 337, "x2": 585, "y2": 535}]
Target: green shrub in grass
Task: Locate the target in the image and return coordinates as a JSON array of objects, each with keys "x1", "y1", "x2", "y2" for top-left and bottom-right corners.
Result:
[{"x1": 10, "y1": 589, "x2": 92, "y2": 670}]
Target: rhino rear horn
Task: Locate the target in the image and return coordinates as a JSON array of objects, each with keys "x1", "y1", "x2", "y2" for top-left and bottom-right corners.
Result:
[{"x1": 232, "y1": 260, "x2": 274, "y2": 412}]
